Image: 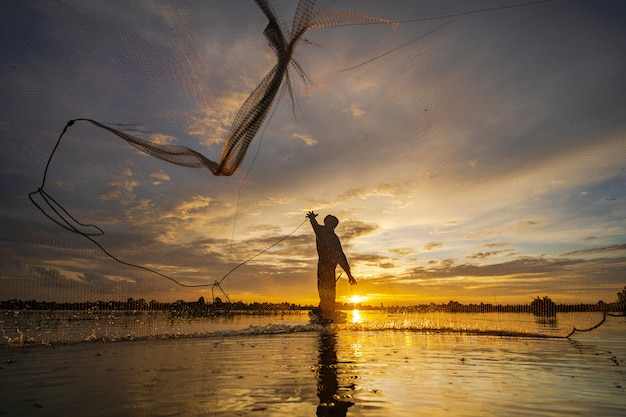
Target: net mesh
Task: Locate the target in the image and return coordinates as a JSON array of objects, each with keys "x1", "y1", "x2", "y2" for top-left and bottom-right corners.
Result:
[{"x1": 1, "y1": 0, "x2": 625, "y2": 340}]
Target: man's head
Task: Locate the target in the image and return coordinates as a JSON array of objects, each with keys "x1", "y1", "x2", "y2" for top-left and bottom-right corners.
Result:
[{"x1": 324, "y1": 215, "x2": 339, "y2": 229}]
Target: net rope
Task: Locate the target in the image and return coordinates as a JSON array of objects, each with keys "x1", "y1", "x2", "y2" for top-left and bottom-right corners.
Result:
[{"x1": 26, "y1": 0, "x2": 569, "y2": 313}]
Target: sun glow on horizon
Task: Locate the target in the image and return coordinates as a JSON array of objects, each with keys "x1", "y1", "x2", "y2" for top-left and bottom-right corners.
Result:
[{"x1": 348, "y1": 295, "x2": 367, "y2": 305}]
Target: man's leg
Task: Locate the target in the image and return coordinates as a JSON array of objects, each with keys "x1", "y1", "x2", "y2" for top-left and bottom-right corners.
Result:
[{"x1": 318, "y1": 264, "x2": 336, "y2": 320}]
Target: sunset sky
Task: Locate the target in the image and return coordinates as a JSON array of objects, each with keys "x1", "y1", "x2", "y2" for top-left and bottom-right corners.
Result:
[{"x1": 1, "y1": 0, "x2": 625, "y2": 306}]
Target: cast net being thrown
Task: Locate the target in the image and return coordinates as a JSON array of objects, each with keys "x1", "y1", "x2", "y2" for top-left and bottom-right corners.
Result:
[{"x1": 1, "y1": 0, "x2": 625, "y2": 339}]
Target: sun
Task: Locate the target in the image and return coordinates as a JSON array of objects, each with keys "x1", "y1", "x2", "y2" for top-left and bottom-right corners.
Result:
[{"x1": 348, "y1": 295, "x2": 366, "y2": 304}]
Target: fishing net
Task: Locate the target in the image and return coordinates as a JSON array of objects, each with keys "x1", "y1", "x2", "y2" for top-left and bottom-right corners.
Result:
[{"x1": 1, "y1": 0, "x2": 625, "y2": 340}]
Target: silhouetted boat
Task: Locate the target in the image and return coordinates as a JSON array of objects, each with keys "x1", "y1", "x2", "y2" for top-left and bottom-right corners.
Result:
[{"x1": 530, "y1": 296, "x2": 557, "y2": 317}]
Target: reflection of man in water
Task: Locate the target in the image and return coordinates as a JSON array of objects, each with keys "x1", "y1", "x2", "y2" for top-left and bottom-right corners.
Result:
[
  {"x1": 316, "y1": 331, "x2": 353, "y2": 416},
  {"x1": 307, "y1": 211, "x2": 357, "y2": 321}
]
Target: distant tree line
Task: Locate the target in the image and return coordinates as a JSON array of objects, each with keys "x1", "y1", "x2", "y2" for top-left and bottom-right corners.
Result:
[
  {"x1": 385, "y1": 299, "x2": 623, "y2": 314},
  {"x1": 2, "y1": 286, "x2": 625, "y2": 316},
  {"x1": 0, "y1": 296, "x2": 313, "y2": 317},
  {"x1": 385, "y1": 288, "x2": 626, "y2": 315}
]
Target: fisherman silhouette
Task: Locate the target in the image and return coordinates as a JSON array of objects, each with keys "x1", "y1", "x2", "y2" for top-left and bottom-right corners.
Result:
[{"x1": 307, "y1": 211, "x2": 356, "y2": 323}]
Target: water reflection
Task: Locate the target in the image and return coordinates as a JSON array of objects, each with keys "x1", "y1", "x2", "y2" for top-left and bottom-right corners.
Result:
[
  {"x1": 535, "y1": 315, "x2": 558, "y2": 330},
  {"x1": 350, "y1": 309, "x2": 362, "y2": 324},
  {"x1": 316, "y1": 330, "x2": 354, "y2": 417}
]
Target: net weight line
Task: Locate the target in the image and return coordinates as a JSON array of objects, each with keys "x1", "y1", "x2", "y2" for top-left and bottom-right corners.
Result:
[
  {"x1": 565, "y1": 311, "x2": 625, "y2": 339},
  {"x1": 29, "y1": 119, "x2": 307, "y2": 299}
]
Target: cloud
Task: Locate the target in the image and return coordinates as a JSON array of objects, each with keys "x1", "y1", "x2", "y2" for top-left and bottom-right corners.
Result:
[
  {"x1": 431, "y1": 227, "x2": 456, "y2": 235},
  {"x1": 148, "y1": 133, "x2": 178, "y2": 146},
  {"x1": 30, "y1": 266, "x2": 76, "y2": 287},
  {"x1": 336, "y1": 183, "x2": 410, "y2": 203},
  {"x1": 515, "y1": 220, "x2": 538, "y2": 228},
  {"x1": 388, "y1": 247, "x2": 418, "y2": 257},
  {"x1": 104, "y1": 274, "x2": 136, "y2": 283},
  {"x1": 98, "y1": 169, "x2": 139, "y2": 205},
  {"x1": 423, "y1": 242, "x2": 445, "y2": 252},
  {"x1": 291, "y1": 132, "x2": 318, "y2": 146},
  {"x1": 404, "y1": 256, "x2": 626, "y2": 283},
  {"x1": 480, "y1": 242, "x2": 512, "y2": 249},
  {"x1": 188, "y1": 92, "x2": 252, "y2": 146},
  {"x1": 462, "y1": 230, "x2": 502, "y2": 241},
  {"x1": 160, "y1": 195, "x2": 212, "y2": 221},
  {"x1": 150, "y1": 171, "x2": 170, "y2": 185},
  {"x1": 465, "y1": 250, "x2": 513, "y2": 260},
  {"x1": 351, "y1": 253, "x2": 392, "y2": 266},
  {"x1": 561, "y1": 243, "x2": 626, "y2": 256},
  {"x1": 339, "y1": 219, "x2": 379, "y2": 241},
  {"x1": 426, "y1": 259, "x2": 455, "y2": 268},
  {"x1": 345, "y1": 103, "x2": 365, "y2": 118},
  {"x1": 51, "y1": 179, "x2": 76, "y2": 192}
]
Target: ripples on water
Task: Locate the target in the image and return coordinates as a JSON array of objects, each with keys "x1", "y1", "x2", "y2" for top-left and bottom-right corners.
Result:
[
  {"x1": 0, "y1": 310, "x2": 624, "y2": 416},
  {"x1": 0, "y1": 310, "x2": 314, "y2": 346},
  {"x1": 0, "y1": 310, "x2": 609, "y2": 346}
]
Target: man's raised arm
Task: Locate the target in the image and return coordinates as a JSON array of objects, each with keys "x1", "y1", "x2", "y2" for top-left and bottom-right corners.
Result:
[{"x1": 306, "y1": 211, "x2": 321, "y2": 232}]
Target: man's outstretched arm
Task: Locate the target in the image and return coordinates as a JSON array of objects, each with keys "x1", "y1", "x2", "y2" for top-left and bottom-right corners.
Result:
[{"x1": 306, "y1": 211, "x2": 322, "y2": 233}]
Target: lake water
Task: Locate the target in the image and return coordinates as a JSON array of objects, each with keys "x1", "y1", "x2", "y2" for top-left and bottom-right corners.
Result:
[{"x1": 1, "y1": 310, "x2": 624, "y2": 416}]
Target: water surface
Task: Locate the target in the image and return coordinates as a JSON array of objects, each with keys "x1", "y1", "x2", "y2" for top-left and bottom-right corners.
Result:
[{"x1": 0, "y1": 311, "x2": 624, "y2": 416}]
